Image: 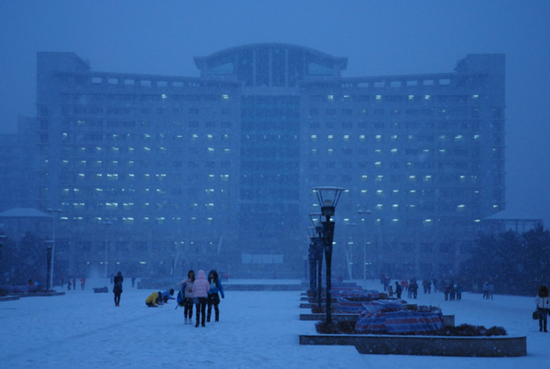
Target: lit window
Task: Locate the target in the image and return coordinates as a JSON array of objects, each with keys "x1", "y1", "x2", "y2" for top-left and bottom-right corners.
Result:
[
  {"x1": 424, "y1": 175, "x2": 432, "y2": 182},
  {"x1": 376, "y1": 95, "x2": 382, "y2": 100},
  {"x1": 375, "y1": 161, "x2": 382, "y2": 168},
  {"x1": 359, "y1": 135, "x2": 366, "y2": 141},
  {"x1": 455, "y1": 135, "x2": 463, "y2": 142},
  {"x1": 361, "y1": 175, "x2": 368, "y2": 181},
  {"x1": 376, "y1": 175, "x2": 383, "y2": 182},
  {"x1": 425, "y1": 95, "x2": 431, "y2": 100},
  {"x1": 376, "y1": 190, "x2": 383, "y2": 196},
  {"x1": 207, "y1": 134, "x2": 214, "y2": 140},
  {"x1": 375, "y1": 204, "x2": 383, "y2": 210},
  {"x1": 311, "y1": 135, "x2": 317, "y2": 141},
  {"x1": 327, "y1": 135, "x2": 334, "y2": 141},
  {"x1": 343, "y1": 135, "x2": 350, "y2": 141},
  {"x1": 472, "y1": 94, "x2": 479, "y2": 99},
  {"x1": 208, "y1": 148, "x2": 215, "y2": 153},
  {"x1": 391, "y1": 135, "x2": 398, "y2": 141},
  {"x1": 375, "y1": 135, "x2": 382, "y2": 142},
  {"x1": 408, "y1": 95, "x2": 414, "y2": 100},
  {"x1": 222, "y1": 94, "x2": 229, "y2": 100}
]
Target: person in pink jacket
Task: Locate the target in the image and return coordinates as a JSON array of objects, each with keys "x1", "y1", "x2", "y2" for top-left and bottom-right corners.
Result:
[{"x1": 192, "y1": 270, "x2": 209, "y2": 327}]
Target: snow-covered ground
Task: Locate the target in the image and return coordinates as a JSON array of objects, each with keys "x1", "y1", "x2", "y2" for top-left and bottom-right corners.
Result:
[{"x1": 1, "y1": 278, "x2": 548, "y2": 368}]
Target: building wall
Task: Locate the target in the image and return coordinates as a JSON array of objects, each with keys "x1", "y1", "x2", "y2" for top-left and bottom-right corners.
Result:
[{"x1": 19, "y1": 45, "x2": 506, "y2": 279}]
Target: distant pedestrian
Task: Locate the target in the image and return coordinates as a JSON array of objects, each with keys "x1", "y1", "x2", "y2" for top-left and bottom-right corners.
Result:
[
  {"x1": 482, "y1": 282, "x2": 489, "y2": 299},
  {"x1": 80, "y1": 278, "x2": 86, "y2": 290},
  {"x1": 193, "y1": 270, "x2": 210, "y2": 327},
  {"x1": 207, "y1": 270, "x2": 225, "y2": 322},
  {"x1": 410, "y1": 280, "x2": 418, "y2": 299},
  {"x1": 67, "y1": 281, "x2": 71, "y2": 291},
  {"x1": 395, "y1": 281, "x2": 402, "y2": 299},
  {"x1": 131, "y1": 277, "x2": 136, "y2": 288},
  {"x1": 536, "y1": 285, "x2": 550, "y2": 332},
  {"x1": 72, "y1": 278, "x2": 76, "y2": 290},
  {"x1": 456, "y1": 283, "x2": 463, "y2": 300},
  {"x1": 113, "y1": 271, "x2": 123, "y2": 306}
]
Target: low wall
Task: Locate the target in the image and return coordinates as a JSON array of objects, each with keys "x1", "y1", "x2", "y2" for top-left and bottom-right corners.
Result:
[
  {"x1": 299, "y1": 313, "x2": 455, "y2": 327},
  {"x1": 299, "y1": 334, "x2": 526, "y2": 357}
]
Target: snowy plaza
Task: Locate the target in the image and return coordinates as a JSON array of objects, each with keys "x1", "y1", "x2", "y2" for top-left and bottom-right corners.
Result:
[{"x1": 1, "y1": 278, "x2": 549, "y2": 369}]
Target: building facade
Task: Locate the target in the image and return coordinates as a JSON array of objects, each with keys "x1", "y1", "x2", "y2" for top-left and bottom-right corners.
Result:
[{"x1": 22, "y1": 43, "x2": 505, "y2": 279}]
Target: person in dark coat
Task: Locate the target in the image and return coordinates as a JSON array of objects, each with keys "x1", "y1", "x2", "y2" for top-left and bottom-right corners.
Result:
[
  {"x1": 444, "y1": 284, "x2": 450, "y2": 301},
  {"x1": 207, "y1": 270, "x2": 225, "y2": 322},
  {"x1": 536, "y1": 285, "x2": 550, "y2": 332},
  {"x1": 395, "y1": 281, "x2": 402, "y2": 299},
  {"x1": 113, "y1": 271, "x2": 123, "y2": 306}
]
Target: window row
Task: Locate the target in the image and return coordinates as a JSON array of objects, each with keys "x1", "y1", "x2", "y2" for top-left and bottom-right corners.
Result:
[
  {"x1": 57, "y1": 201, "x2": 231, "y2": 211},
  {"x1": 59, "y1": 160, "x2": 232, "y2": 168},
  {"x1": 60, "y1": 106, "x2": 232, "y2": 117},
  {"x1": 56, "y1": 173, "x2": 231, "y2": 182}
]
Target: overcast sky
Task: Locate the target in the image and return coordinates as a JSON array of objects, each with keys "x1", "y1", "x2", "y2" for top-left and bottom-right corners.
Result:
[{"x1": 1, "y1": 0, "x2": 549, "y2": 225}]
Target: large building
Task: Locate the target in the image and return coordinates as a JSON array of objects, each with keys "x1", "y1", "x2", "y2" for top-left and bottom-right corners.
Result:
[{"x1": 8, "y1": 43, "x2": 506, "y2": 279}]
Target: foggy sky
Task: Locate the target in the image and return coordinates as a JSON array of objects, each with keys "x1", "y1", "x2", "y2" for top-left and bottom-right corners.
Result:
[{"x1": 0, "y1": 0, "x2": 549, "y2": 225}]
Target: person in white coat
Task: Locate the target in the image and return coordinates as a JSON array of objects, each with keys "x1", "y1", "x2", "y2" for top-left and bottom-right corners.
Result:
[{"x1": 535, "y1": 285, "x2": 550, "y2": 332}]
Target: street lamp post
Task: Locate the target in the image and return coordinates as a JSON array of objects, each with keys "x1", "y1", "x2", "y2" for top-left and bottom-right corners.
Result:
[
  {"x1": 45, "y1": 240, "x2": 53, "y2": 292},
  {"x1": 46, "y1": 208, "x2": 62, "y2": 289},
  {"x1": 358, "y1": 208, "x2": 372, "y2": 289},
  {"x1": 0, "y1": 234, "x2": 5, "y2": 261},
  {"x1": 313, "y1": 186, "x2": 345, "y2": 325},
  {"x1": 345, "y1": 222, "x2": 356, "y2": 281},
  {"x1": 308, "y1": 213, "x2": 324, "y2": 309},
  {"x1": 102, "y1": 220, "x2": 112, "y2": 287},
  {"x1": 306, "y1": 228, "x2": 316, "y2": 294}
]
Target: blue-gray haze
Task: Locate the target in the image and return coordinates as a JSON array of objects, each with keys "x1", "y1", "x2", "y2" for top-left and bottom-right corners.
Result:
[{"x1": 0, "y1": 0, "x2": 549, "y2": 226}]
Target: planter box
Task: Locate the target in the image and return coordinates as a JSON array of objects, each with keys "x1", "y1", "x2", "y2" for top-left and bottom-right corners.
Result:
[
  {"x1": 299, "y1": 313, "x2": 455, "y2": 327},
  {"x1": 299, "y1": 334, "x2": 526, "y2": 357}
]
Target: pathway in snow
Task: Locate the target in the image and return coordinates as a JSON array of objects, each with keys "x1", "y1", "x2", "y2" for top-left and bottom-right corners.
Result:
[{"x1": 1, "y1": 278, "x2": 549, "y2": 368}]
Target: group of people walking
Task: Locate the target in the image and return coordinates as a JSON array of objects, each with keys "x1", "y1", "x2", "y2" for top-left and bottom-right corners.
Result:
[
  {"x1": 179, "y1": 269, "x2": 225, "y2": 327},
  {"x1": 482, "y1": 281, "x2": 495, "y2": 299},
  {"x1": 142, "y1": 269, "x2": 225, "y2": 328}
]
